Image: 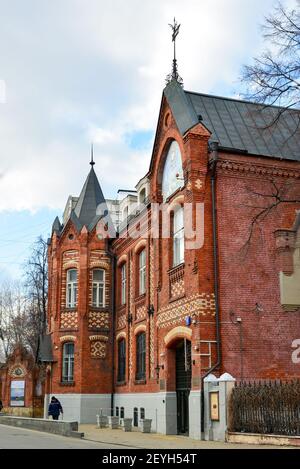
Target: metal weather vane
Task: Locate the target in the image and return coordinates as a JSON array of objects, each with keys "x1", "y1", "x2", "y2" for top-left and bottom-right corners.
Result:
[{"x1": 166, "y1": 18, "x2": 183, "y2": 86}]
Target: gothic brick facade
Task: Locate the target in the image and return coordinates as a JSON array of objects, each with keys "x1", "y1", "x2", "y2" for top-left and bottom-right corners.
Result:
[{"x1": 43, "y1": 80, "x2": 300, "y2": 436}]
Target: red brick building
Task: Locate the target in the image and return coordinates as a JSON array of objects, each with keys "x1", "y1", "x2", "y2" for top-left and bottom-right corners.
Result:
[
  {"x1": 43, "y1": 78, "x2": 300, "y2": 438},
  {"x1": 0, "y1": 346, "x2": 44, "y2": 417}
]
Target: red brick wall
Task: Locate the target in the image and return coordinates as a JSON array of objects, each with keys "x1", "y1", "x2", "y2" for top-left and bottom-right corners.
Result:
[{"x1": 216, "y1": 153, "x2": 300, "y2": 380}]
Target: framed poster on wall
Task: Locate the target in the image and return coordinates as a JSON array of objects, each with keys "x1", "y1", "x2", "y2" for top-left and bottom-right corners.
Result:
[{"x1": 10, "y1": 380, "x2": 25, "y2": 407}]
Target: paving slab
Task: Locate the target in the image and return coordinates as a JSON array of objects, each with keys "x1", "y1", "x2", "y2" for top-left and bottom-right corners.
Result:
[{"x1": 79, "y1": 425, "x2": 296, "y2": 450}]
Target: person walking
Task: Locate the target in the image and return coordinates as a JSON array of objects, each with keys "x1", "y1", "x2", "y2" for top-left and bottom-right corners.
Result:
[
  {"x1": 0, "y1": 399, "x2": 3, "y2": 413},
  {"x1": 48, "y1": 396, "x2": 63, "y2": 420}
]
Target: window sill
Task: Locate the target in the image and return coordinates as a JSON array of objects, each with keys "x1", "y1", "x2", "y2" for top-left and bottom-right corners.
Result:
[
  {"x1": 116, "y1": 381, "x2": 126, "y2": 387},
  {"x1": 134, "y1": 378, "x2": 146, "y2": 385},
  {"x1": 90, "y1": 306, "x2": 110, "y2": 312},
  {"x1": 60, "y1": 381, "x2": 75, "y2": 387},
  {"x1": 135, "y1": 294, "x2": 146, "y2": 303}
]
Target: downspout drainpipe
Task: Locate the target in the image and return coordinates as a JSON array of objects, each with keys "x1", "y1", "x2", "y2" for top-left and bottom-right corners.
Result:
[
  {"x1": 200, "y1": 141, "x2": 222, "y2": 432},
  {"x1": 107, "y1": 249, "x2": 116, "y2": 416}
]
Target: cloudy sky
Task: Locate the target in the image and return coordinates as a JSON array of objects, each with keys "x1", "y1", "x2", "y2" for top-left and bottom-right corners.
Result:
[{"x1": 0, "y1": 0, "x2": 296, "y2": 279}]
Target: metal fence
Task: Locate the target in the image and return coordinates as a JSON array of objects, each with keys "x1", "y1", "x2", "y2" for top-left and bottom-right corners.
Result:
[{"x1": 229, "y1": 380, "x2": 300, "y2": 436}]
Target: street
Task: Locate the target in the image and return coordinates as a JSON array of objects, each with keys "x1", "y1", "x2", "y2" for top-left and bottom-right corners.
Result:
[{"x1": 0, "y1": 424, "x2": 131, "y2": 449}]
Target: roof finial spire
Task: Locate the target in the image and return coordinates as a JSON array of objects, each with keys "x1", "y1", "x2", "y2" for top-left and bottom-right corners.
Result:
[
  {"x1": 166, "y1": 18, "x2": 183, "y2": 87},
  {"x1": 90, "y1": 143, "x2": 95, "y2": 167}
]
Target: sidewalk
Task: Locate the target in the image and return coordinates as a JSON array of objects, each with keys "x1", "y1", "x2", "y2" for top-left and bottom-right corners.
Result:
[{"x1": 79, "y1": 425, "x2": 291, "y2": 449}]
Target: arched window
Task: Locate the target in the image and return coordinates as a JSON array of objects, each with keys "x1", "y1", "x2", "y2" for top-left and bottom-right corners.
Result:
[
  {"x1": 66, "y1": 269, "x2": 78, "y2": 308},
  {"x1": 62, "y1": 342, "x2": 74, "y2": 382},
  {"x1": 139, "y1": 250, "x2": 146, "y2": 295},
  {"x1": 92, "y1": 269, "x2": 105, "y2": 307},
  {"x1": 136, "y1": 332, "x2": 146, "y2": 381},
  {"x1": 117, "y1": 339, "x2": 126, "y2": 382},
  {"x1": 173, "y1": 206, "x2": 184, "y2": 267},
  {"x1": 121, "y1": 264, "x2": 126, "y2": 305},
  {"x1": 162, "y1": 141, "x2": 183, "y2": 201}
]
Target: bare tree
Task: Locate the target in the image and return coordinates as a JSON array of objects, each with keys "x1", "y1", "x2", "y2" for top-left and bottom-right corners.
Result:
[
  {"x1": 23, "y1": 236, "x2": 48, "y2": 358},
  {"x1": 240, "y1": 178, "x2": 300, "y2": 254},
  {"x1": 242, "y1": 1, "x2": 300, "y2": 117},
  {"x1": 0, "y1": 280, "x2": 28, "y2": 359},
  {"x1": 0, "y1": 236, "x2": 48, "y2": 361}
]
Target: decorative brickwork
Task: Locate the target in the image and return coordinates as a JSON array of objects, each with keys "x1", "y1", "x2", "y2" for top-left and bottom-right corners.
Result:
[
  {"x1": 136, "y1": 304, "x2": 147, "y2": 321},
  {"x1": 117, "y1": 314, "x2": 126, "y2": 329},
  {"x1": 60, "y1": 311, "x2": 78, "y2": 330},
  {"x1": 90, "y1": 341, "x2": 106, "y2": 358},
  {"x1": 157, "y1": 293, "x2": 215, "y2": 329},
  {"x1": 169, "y1": 264, "x2": 185, "y2": 299},
  {"x1": 88, "y1": 311, "x2": 109, "y2": 329},
  {"x1": 149, "y1": 242, "x2": 155, "y2": 378},
  {"x1": 170, "y1": 278, "x2": 185, "y2": 299}
]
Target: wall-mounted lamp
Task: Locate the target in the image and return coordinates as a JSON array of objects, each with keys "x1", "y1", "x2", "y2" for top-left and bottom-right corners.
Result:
[{"x1": 148, "y1": 304, "x2": 155, "y2": 317}]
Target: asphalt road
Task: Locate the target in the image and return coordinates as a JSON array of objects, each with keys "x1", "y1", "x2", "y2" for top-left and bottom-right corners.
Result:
[{"x1": 0, "y1": 424, "x2": 128, "y2": 449}]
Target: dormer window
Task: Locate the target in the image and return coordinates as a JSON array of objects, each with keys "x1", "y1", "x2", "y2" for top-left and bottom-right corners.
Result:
[
  {"x1": 139, "y1": 188, "x2": 146, "y2": 205},
  {"x1": 92, "y1": 269, "x2": 105, "y2": 308},
  {"x1": 66, "y1": 269, "x2": 78, "y2": 308}
]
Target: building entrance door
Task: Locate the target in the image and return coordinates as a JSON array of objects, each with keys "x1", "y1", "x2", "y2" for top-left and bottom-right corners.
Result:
[{"x1": 176, "y1": 339, "x2": 191, "y2": 435}]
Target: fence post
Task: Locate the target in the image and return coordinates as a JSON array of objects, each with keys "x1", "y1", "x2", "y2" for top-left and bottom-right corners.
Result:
[{"x1": 204, "y1": 372, "x2": 235, "y2": 442}]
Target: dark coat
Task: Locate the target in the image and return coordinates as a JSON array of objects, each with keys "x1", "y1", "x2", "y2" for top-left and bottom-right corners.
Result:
[{"x1": 48, "y1": 401, "x2": 63, "y2": 418}]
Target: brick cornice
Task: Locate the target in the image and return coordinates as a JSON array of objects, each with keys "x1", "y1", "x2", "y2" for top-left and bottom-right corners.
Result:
[{"x1": 217, "y1": 157, "x2": 300, "y2": 180}]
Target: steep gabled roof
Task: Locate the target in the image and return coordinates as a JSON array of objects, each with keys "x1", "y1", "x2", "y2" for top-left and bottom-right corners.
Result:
[
  {"x1": 74, "y1": 166, "x2": 108, "y2": 228},
  {"x1": 164, "y1": 79, "x2": 300, "y2": 161}
]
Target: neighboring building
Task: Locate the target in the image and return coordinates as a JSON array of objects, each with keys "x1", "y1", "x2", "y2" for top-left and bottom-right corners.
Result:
[
  {"x1": 0, "y1": 346, "x2": 44, "y2": 417},
  {"x1": 43, "y1": 78, "x2": 300, "y2": 438}
]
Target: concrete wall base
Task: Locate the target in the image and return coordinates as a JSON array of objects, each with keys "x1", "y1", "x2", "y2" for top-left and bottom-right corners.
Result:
[
  {"x1": 227, "y1": 431, "x2": 300, "y2": 447},
  {"x1": 0, "y1": 415, "x2": 81, "y2": 437},
  {"x1": 44, "y1": 394, "x2": 111, "y2": 424}
]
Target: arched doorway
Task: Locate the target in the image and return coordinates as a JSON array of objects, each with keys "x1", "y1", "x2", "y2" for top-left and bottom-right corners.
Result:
[{"x1": 175, "y1": 339, "x2": 191, "y2": 435}]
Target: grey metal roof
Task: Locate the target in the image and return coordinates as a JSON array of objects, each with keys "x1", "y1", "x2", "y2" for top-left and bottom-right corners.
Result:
[
  {"x1": 164, "y1": 80, "x2": 300, "y2": 161},
  {"x1": 38, "y1": 334, "x2": 54, "y2": 363},
  {"x1": 74, "y1": 167, "x2": 108, "y2": 228},
  {"x1": 186, "y1": 91, "x2": 300, "y2": 161}
]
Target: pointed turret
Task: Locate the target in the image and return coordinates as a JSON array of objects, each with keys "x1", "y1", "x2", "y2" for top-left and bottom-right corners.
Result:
[
  {"x1": 52, "y1": 216, "x2": 62, "y2": 234},
  {"x1": 74, "y1": 161, "x2": 108, "y2": 229}
]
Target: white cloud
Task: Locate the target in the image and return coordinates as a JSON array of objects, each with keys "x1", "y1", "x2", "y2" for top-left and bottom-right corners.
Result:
[{"x1": 0, "y1": 0, "x2": 288, "y2": 212}]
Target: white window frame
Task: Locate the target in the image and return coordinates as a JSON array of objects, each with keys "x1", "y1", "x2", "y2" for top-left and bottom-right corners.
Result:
[
  {"x1": 92, "y1": 269, "x2": 105, "y2": 308},
  {"x1": 139, "y1": 249, "x2": 146, "y2": 295},
  {"x1": 62, "y1": 342, "x2": 74, "y2": 382},
  {"x1": 66, "y1": 269, "x2": 78, "y2": 308},
  {"x1": 173, "y1": 207, "x2": 184, "y2": 267},
  {"x1": 121, "y1": 264, "x2": 127, "y2": 305}
]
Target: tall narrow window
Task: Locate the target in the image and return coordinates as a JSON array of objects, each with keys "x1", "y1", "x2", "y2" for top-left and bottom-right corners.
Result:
[
  {"x1": 173, "y1": 207, "x2": 184, "y2": 267},
  {"x1": 66, "y1": 269, "x2": 78, "y2": 308},
  {"x1": 117, "y1": 339, "x2": 126, "y2": 382},
  {"x1": 92, "y1": 269, "x2": 105, "y2": 307},
  {"x1": 121, "y1": 264, "x2": 126, "y2": 305},
  {"x1": 62, "y1": 342, "x2": 74, "y2": 382},
  {"x1": 139, "y1": 250, "x2": 146, "y2": 295},
  {"x1": 136, "y1": 332, "x2": 146, "y2": 381}
]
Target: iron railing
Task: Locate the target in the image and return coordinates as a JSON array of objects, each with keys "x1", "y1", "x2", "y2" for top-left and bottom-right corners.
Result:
[{"x1": 229, "y1": 380, "x2": 300, "y2": 436}]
